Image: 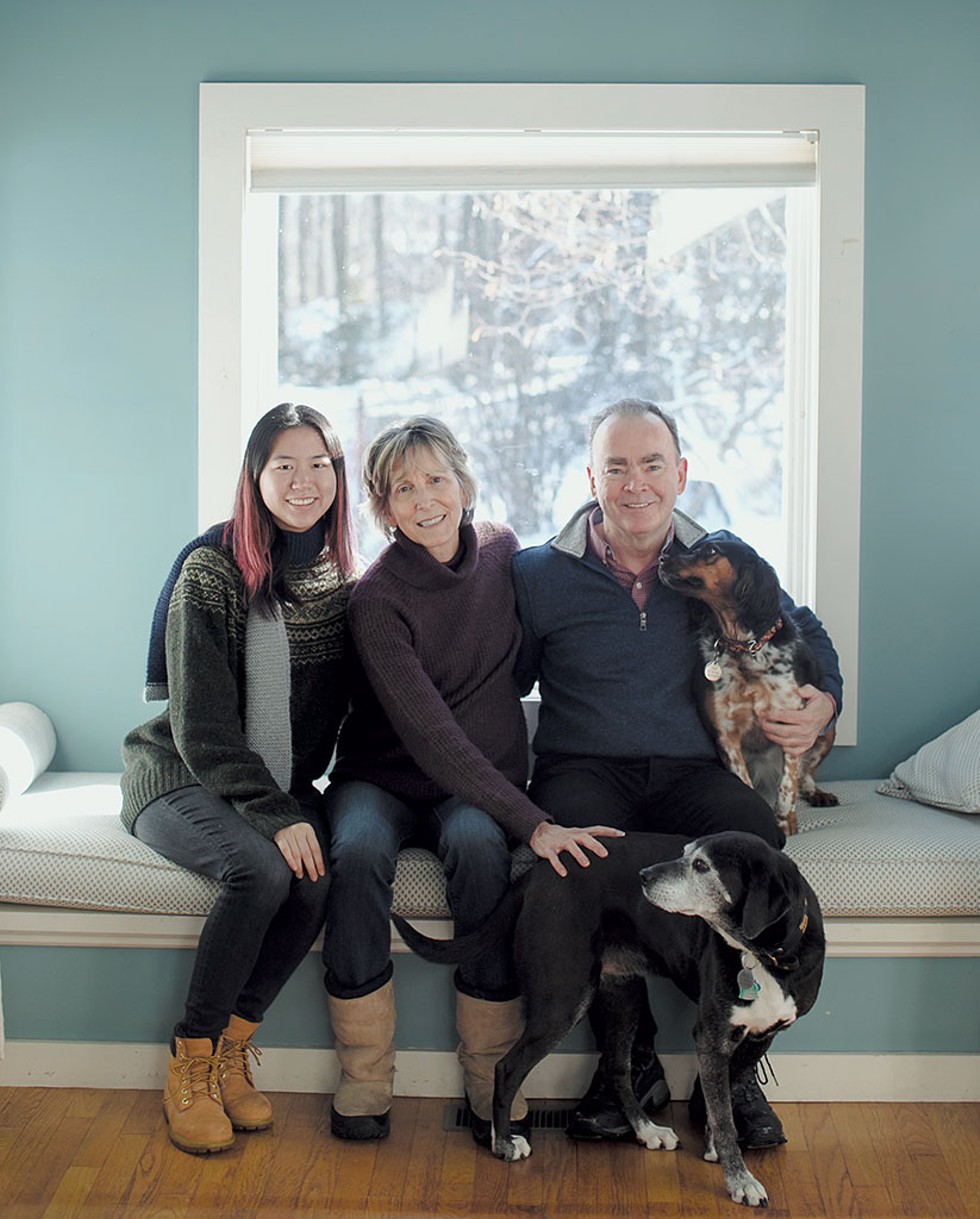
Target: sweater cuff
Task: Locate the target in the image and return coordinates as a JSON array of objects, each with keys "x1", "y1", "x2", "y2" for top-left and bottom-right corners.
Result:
[{"x1": 235, "y1": 797, "x2": 312, "y2": 841}]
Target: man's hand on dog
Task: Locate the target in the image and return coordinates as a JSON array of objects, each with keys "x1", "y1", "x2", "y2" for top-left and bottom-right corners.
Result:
[
  {"x1": 761, "y1": 684, "x2": 836, "y2": 756},
  {"x1": 529, "y1": 822, "x2": 626, "y2": 877}
]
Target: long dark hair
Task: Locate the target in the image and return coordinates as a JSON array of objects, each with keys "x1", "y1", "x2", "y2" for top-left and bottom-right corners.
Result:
[{"x1": 226, "y1": 403, "x2": 356, "y2": 606}]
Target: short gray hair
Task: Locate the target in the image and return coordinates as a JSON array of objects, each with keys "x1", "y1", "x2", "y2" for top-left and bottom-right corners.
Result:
[
  {"x1": 588, "y1": 398, "x2": 682, "y2": 462},
  {"x1": 362, "y1": 415, "x2": 478, "y2": 536}
]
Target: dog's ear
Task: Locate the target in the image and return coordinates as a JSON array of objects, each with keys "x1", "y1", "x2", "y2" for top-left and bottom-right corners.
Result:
[
  {"x1": 688, "y1": 598, "x2": 713, "y2": 630},
  {"x1": 740, "y1": 876, "x2": 787, "y2": 941},
  {"x1": 733, "y1": 551, "x2": 782, "y2": 633},
  {"x1": 741, "y1": 855, "x2": 811, "y2": 954}
]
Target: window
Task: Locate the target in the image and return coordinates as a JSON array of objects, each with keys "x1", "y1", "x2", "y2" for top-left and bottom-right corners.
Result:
[
  {"x1": 199, "y1": 83, "x2": 864, "y2": 741},
  {"x1": 272, "y1": 183, "x2": 796, "y2": 568}
]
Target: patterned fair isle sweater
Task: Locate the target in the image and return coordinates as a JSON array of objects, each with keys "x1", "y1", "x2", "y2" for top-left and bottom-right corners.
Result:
[
  {"x1": 121, "y1": 541, "x2": 353, "y2": 840},
  {"x1": 331, "y1": 520, "x2": 551, "y2": 843}
]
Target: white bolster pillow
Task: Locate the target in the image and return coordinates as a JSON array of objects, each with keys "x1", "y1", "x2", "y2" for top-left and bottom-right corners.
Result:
[{"x1": 0, "y1": 702, "x2": 57, "y2": 810}]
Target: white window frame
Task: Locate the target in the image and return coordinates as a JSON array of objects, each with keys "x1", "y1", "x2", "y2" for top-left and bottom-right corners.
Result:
[{"x1": 199, "y1": 83, "x2": 864, "y2": 743}]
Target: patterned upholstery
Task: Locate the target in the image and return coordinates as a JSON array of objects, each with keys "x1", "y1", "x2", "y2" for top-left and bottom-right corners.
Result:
[
  {"x1": 876, "y1": 710, "x2": 980, "y2": 814},
  {"x1": 785, "y1": 780, "x2": 979, "y2": 917},
  {"x1": 0, "y1": 774, "x2": 218, "y2": 915},
  {"x1": 0, "y1": 773, "x2": 977, "y2": 919}
]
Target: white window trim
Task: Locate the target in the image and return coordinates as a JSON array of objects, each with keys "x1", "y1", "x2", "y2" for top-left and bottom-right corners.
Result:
[{"x1": 199, "y1": 82, "x2": 864, "y2": 744}]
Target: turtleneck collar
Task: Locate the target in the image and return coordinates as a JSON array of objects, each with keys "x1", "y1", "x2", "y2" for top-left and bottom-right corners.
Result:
[
  {"x1": 383, "y1": 521, "x2": 480, "y2": 589},
  {"x1": 282, "y1": 523, "x2": 326, "y2": 565}
]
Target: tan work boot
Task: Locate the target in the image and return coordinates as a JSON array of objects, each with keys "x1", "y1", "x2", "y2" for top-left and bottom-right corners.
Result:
[
  {"x1": 217, "y1": 1014, "x2": 274, "y2": 1131},
  {"x1": 163, "y1": 1036, "x2": 235, "y2": 1154},
  {"x1": 456, "y1": 992, "x2": 529, "y2": 1147},
  {"x1": 327, "y1": 978, "x2": 396, "y2": 1139}
]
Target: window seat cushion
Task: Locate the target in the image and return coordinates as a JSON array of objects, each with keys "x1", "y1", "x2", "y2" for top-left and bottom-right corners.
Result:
[{"x1": 0, "y1": 774, "x2": 977, "y2": 920}]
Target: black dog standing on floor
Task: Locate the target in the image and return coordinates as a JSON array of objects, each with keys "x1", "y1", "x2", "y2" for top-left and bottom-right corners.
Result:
[{"x1": 393, "y1": 831, "x2": 825, "y2": 1209}]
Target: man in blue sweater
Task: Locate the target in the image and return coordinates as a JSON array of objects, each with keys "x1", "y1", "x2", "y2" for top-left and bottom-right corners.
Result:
[{"x1": 513, "y1": 397, "x2": 841, "y2": 1149}]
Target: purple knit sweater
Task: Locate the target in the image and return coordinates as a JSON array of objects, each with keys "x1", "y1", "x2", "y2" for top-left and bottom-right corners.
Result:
[{"x1": 331, "y1": 520, "x2": 550, "y2": 842}]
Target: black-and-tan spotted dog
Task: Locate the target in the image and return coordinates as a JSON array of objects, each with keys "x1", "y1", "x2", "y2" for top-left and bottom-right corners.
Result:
[
  {"x1": 658, "y1": 537, "x2": 838, "y2": 835},
  {"x1": 393, "y1": 830, "x2": 825, "y2": 1209}
]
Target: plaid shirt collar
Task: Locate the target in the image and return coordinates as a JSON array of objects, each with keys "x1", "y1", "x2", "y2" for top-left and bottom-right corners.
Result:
[{"x1": 587, "y1": 507, "x2": 676, "y2": 571}]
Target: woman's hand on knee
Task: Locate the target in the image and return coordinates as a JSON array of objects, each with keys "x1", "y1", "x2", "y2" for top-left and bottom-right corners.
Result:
[
  {"x1": 529, "y1": 821, "x2": 625, "y2": 878},
  {"x1": 274, "y1": 821, "x2": 326, "y2": 881}
]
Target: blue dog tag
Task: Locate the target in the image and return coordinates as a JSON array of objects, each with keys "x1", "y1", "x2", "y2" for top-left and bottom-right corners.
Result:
[{"x1": 738, "y1": 952, "x2": 762, "y2": 1000}]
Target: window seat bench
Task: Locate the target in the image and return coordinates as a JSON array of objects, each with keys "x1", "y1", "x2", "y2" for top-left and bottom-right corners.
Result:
[
  {"x1": 1, "y1": 772, "x2": 977, "y2": 1102},
  {"x1": 1, "y1": 772, "x2": 977, "y2": 927}
]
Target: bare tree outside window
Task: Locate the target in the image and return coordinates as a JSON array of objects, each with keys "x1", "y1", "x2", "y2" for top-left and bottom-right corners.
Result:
[{"x1": 276, "y1": 187, "x2": 789, "y2": 564}]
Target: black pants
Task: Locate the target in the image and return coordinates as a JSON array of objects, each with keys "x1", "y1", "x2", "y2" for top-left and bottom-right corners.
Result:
[{"x1": 530, "y1": 753, "x2": 785, "y2": 848}]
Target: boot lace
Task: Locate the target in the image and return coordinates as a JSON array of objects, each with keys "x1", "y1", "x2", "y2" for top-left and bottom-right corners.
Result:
[
  {"x1": 731, "y1": 1055, "x2": 779, "y2": 1104},
  {"x1": 755, "y1": 1054, "x2": 779, "y2": 1088},
  {"x1": 219, "y1": 1036, "x2": 262, "y2": 1088},
  {"x1": 175, "y1": 1050, "x2": 223, "y2": 1106}
]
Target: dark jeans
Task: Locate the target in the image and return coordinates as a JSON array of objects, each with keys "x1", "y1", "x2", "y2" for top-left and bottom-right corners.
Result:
[
  {"x1": 134, "y1": 785, "x2": 330, "y2": 1043},
  {"x1": 530, "y1": 753, "x2": 786, "y2": 848},
  {"x1": 321, "y1": 779, "x2": 518, "y2": 1002}
]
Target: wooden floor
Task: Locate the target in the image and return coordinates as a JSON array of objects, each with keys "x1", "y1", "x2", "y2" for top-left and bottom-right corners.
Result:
[{"x1": 0, "y1": 1088, "x2": 977, "y2": 1219}]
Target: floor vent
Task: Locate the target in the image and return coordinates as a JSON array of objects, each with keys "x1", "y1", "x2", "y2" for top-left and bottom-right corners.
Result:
[{"x1": 443, "y1": 1102, "x2": 575, "y2": 1133}]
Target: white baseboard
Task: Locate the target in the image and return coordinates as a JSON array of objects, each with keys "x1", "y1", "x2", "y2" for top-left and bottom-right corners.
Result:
[{"x1": 1, "y1": 1042, "x2": 977, "y2": 1102}]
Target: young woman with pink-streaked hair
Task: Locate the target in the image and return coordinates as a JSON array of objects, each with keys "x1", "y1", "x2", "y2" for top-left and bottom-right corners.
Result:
[{"x1": 121, "y1": 403, "x2": 356, "y2": 1155}]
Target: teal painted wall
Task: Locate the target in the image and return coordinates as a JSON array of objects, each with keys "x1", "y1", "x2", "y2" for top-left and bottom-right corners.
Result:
[
  {"x1": 3, "y1": 946, "x2": 978, "y2": 1055},
  {"x1": 1, "y1": 941, "x2": 980, "y2": 1058},
  {"x1": 1, "y1": 0, "x2": 979, "y2": 777}
]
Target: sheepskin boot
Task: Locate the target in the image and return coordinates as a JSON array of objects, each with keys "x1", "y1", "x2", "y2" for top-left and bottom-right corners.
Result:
[
  {"x1": 217, "y1": 1014, "x2": 274, "y2": 1131},
  {"x1": 327, "y1": 979, "x2": 396, "y2": 1140},
  {"x1": 163, "y1": 1036, "x2": 235, "y2": 1155},
  {"x1": 456, "y1": 992, "x2": 530, "y2": 1148}
]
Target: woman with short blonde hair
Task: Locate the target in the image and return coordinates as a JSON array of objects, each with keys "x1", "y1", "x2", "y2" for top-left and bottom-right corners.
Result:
[{"x1": 362, "y1": 415, "x2": 478, "y2": 537}]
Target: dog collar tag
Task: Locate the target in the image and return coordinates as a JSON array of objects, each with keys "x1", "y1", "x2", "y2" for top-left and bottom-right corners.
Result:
[
  {"x1": 738, "y1": 952, "x2": 761, "y2": 1001},
  {"x1": 704, "y1": 659, "x2": 723, "y2": 682}
]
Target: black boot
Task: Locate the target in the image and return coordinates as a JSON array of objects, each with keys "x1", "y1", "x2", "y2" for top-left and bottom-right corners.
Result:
[
  {"x1": 567, "y1": 978, "x2": 670, "y2": 1141},
  {"x1": 688, "y1": 1071, "x2": 787, "y2": 1149},
  {"x1": 566, "y1": 1045, "x2": 671, "y2": 1141}
]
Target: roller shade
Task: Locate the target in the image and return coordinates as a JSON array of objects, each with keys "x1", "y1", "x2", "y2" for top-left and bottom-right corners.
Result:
[{"x1": 248, "y1": 129, "x2": 818, "y2": 193}]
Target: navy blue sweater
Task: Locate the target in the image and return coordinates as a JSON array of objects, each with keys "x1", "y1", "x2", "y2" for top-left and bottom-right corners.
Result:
[{"x1": 513, "y1": 504, "x2": 842, "y2": 763}]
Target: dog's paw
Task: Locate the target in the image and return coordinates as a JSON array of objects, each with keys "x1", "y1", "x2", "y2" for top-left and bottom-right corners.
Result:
[
  {"x1": 492, "y1": 1131, "x2": 532, "y2": 1161},
  {"x1": 635, "y1": 1119, "x2": 680, "y2": 1151},
  {"x1": 805, "y1": 788, "x2": 839, "y2": 807},
  {"x1": 727, "y1": 1169, "x2": 769, "y2": 1208}
]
